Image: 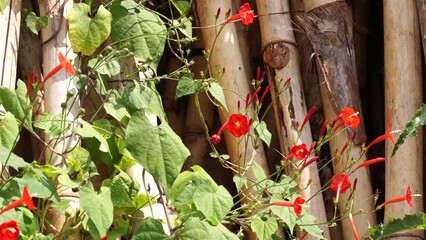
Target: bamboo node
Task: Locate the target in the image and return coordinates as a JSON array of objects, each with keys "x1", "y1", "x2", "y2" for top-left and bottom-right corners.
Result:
[{"x1": 262, "y1": 40, "x2": 293, "y2": 69}]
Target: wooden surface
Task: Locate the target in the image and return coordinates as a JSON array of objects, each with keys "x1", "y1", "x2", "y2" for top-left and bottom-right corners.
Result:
[
  {"x1": 299, "y1": 1, "x2": 377, "y2": 239},
  {"x1": 0, "y1": 0, "x2": 21, "y2": 89},
  {"x1": 256, "y1": 1, "x2": 330, "y2": 239},
  {"x1": 384, "y1": 1, "x2": 424, "y2": 239}
]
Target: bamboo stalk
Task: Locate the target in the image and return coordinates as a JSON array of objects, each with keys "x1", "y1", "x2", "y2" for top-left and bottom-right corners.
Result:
[
  {"x1": 384, "y1": 1, "x2": 424, "y2": 239},
  {"x1": 0, "y1": 0, "x2": 21, "y2": 89},
  {"x1": 195, "y1": 1, "x2": 269, "y2": 238},
  {"x1": 298, "y1": 1, "x2": 376, "y2": 239},
  {"x1": 256, "y1": 1, "x2": 329, "y2": 239},
  {"x1": 39, "y1": 0, "x2": 80, "y2": 238}
]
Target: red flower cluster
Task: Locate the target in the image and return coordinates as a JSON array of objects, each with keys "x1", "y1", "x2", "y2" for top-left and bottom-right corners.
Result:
[
  {"x1": 211, "y1": 114, "x2": 250, "y2": 144},
  {"x1": 223, "y1": 3, "x2": 254, "y2": 26}
]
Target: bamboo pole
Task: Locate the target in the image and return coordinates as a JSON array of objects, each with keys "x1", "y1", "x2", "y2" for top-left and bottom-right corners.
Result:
[
  {"x1": 196, "y1": 1, "x2": 269, "y2": 238},
  {"x1": 298, "y1": 1, "x2": 376, "y2": 239},
  {"x1": 0, "y1": 0, "x2": 21, "y2": 89},
  {"x1": 256, "y1": 1, "x2": 329, "y2": 239},
  {"x1": 384, "y1": 1, "x2": 424, "y2": 239},
  {"x1": 38, "y1": 0, "x2": 80, "y2": 238}
]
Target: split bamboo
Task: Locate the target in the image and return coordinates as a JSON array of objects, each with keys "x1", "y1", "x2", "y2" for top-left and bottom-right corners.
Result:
[
  {"x1": 384, "y1": 1, "x2": 424, "y2": 239},
  {"x1": 38, "y1": 0, "x2": 80, "y2": 238},
  {"x1": 299, "y1": 0, "x2": 376, "y2": 239},
  {"x1": 0, "y1": 0, "x2": 21, "y2": 89},
  {"x1": 255, "y1": 1, "x2": 330, "y2": 239}
]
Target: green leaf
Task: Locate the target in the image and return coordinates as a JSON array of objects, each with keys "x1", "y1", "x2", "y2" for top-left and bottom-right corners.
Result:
[
  {"x1": 110, "y1": 2, "x2": 166, "y2": 72},
  {"x1": 392, "y1": 104, "x2": 426, "y2": 156},
  {"x1": 0, "y1": 112, "x2": 19, "y2": 150},
  {"x1": 269, "y1": 199, "x2": 297, "y2": 232},
  {"x1": 0, "y1": 145, "x2": 29, "y2": 170},
  {"x1": 14, "y1": 169, "x2": 60, "y2": 202},
  {"x1": 170, "y1": 165, "x2": 217, "y2": 201},
  {"x1": 73, "y1": 118, "x2": 110, "y2": 153},
  {"x1": 254, "y1": 120, "x2": 272, "y2": 147},
  {"x1": 172, "y1": 179, "x2": 214, "y2": 211},
  {"x1": 202, "y1": 222, "x2": 239, "y2": 240},
  {"x1": 170, "y1": 0, "x2": 191, "y2": 15},
  {"x1": 0, "y1": 0, "x2": 7, "y2": 13},
  {"x1": 0, "y1": 80, "x2": 32, "y2": 129},
  {"x1": 297, "y1": 214, "x2": 324, "y2": 240},
  {"x1": 367, "y1": 214, "x2": 426, "y2": 240},
  {"x1": 67, "y1": 3, "x2": 112, "y2": 55},
  {"x1": 80, "y1": 183, "x2": 114, "y2": 239},
  {"x1": 25, "y1": 12, "x2": 48, "y2": 35},
  {"x1": 176, "y1": 73, "x2": 202, "y2": 98},
  {"x1": 88, "y1": 57, "x2": 120, "y2": 77},
  {"x1": 250, "y1": 216, "x2": 278, "y2": 240},
  {"x1": 125, "y1": 111, "x2": 190, "y2": 192},
  {"x1": 208, "y1": 82, "x2": 228, "y2": 112},
  {"x1": 176, "y1": 217, "x2": 210, "y2": 240},
  {"x1": 172, "y1": 17, "x2": 192, "y2": 39},
  {"x1": 102, "y1": 171, "x2": 140, "y2": 208},
  {"x1": 232, "y1": 175, "x2": 247, "y2": 193},
  {"x1": 34, "y1": 112, "x2": 64, "y2": 137},
  {"x1": 193, "y1": 185, "x2": 233, "y2": 223},
  {"x1": 122, "y1": 82, "x2": 165, "y2": 118},
  {"x1": 131, "y1": 218, "x2": 169, "y2": 240}
]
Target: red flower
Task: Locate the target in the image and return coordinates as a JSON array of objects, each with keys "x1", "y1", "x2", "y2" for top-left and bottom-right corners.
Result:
[
  {"x1": 330, "y1": 173, "x2": 351, "y2": 194},
  {"x1": 377, "y1": 186, "x2": 414, "y2": 209},
  {"x1": 210, "y1": 114, "x2": 250, "y2": 144},
  {"x1": 341, "y1": 108, "x2": 360, "y2": 129},
  {"x1": 300, "y1": 106, "x2": 317, "y2": 131},
  {"x1": 268, "y1": 196, "x2": 305, "y2": 217},
  {"x1": 223, "y1": 3, "x2": 254, "y2": 26},
  {"x1": 353, "y1": 157, "x2": 386, "y2": 171},
  {"x1": 289, "y1": 144, "x2": 308, "y2": 160},
  {"x1": 0, "y1": 186, "x2": 35, "y2": 215},
  {"x1": 366, "y1": 123, "x2": 395, "y2": 150},
  {"x1": 0, "y1": 220, "x2": 19, "y2": 240},
  {"x1": 26, "y1": 71, "x2": 38, "y2": 96},
  {"x1": 42, "y1": 52, "x2": 74, "y2": 83},
  {"x1": 348, "y1": 213, "x2": 360, "y2": 240},
  {"x1": 225, "y1": 114, "x2": 250, "y2": 137}
]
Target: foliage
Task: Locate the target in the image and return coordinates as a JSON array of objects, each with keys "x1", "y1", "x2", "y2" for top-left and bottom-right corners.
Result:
[
  {"x1": 0, "y1": 0, "x2": 422, "y2": 240},
  {"x1": 366, "y1": 214, "x2": 426, "y2": 239},
  {"x1": 392, "y1": 104, "x2": 426, "y2": 156}
]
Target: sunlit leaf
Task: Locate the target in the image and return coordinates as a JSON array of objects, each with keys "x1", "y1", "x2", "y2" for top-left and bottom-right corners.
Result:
[
  {"x1": 67, "y1": 3, "x2": 112, "y2": 55},
  {"x1": 251, "y1": 216, "x2": 278, "y2": 240},
  {"x1": 368, "y1": 214, "x2": 426, "y2": 240},
  {"x1": 208, "y1": 82, "x2": 228, "y2": 112}
]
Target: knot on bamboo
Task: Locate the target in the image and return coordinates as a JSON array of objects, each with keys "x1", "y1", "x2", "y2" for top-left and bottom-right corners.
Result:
[{"x1": 262, "y1": 41, "x2": 291, "y2": 69}]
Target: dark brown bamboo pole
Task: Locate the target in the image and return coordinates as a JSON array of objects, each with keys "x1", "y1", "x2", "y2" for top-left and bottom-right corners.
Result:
[
  {"x1": 384, "y1": 1, "x2": 424, "y2": 239},
  {"x1": 256, "y1": 1, "x2": 329, "y2": 239},
  {"x1": 298, "y1": 0, "x2": 376, "y2": 239}
]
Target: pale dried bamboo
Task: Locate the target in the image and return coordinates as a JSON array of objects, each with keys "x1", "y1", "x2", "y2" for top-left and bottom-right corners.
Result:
[
  {"x1": 299, "y1": 0, "x2": 376, "y2": 239},
  {"x1": 0, "y1": 0, "x2": 21, "y2": 89},
  {"x1": 195, "y1": 1, "x2": 269, "y2": 239},
  {"x1": 39, "y1": 0, "x2": 80, "y2": 238},
  {"x1": 256, "y1": 1, "x2": 330, "y2": 239},
  {"x1": 384, "y1": 1, "x2": 424, "y2": 239}
]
